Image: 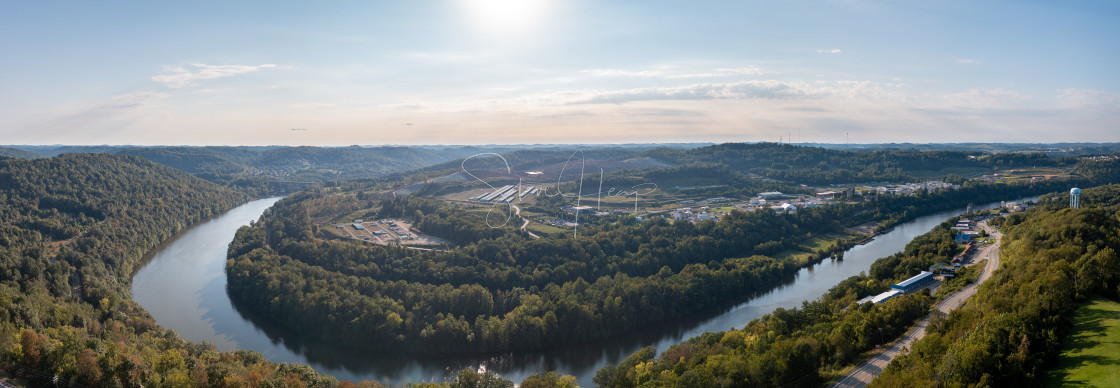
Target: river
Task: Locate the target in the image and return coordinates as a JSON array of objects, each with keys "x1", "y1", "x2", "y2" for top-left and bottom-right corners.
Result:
[{"x1": 132, "y1": 196, "x2": 1031, "y2": 386}]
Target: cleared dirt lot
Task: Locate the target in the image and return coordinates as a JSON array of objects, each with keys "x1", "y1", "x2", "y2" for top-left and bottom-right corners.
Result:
[{"x1": 327, "y1": 218, "x2": 450, "y2": 246}]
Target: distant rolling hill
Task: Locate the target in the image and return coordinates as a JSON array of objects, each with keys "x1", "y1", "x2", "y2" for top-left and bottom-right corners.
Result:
[{"x1": 0, "y1": 146, "x2": 41, "y2": 159}]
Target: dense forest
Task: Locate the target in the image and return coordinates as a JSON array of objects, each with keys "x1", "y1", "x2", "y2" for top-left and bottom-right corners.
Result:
[
  {"x1": 411, "y1": 143, "x2": 1083, "y2": 198},
  {"x1": 3, "y1": 145, "x2": 665, "y2": 198},
  {"x1": 0, "y1": 147, "x2": 40, "y2": 159},
  {"x1": 872, "y1": 184, "x2": 1120, "y2": 387},
  {"x1": 0, "y1": 154, "x2": 350, "y2": 386},
  {"x1": 591, "y1": 183, "x2": 1120, "y2": 388},
  {"x1": 803, "y1": 142, "x2": 1120, "y2": 156},
  {"x1": 2, "y1": 144, "x2": 1113, "y2": 387},
  {"x1": 0, "y1": 154, "x2": 583, "y2": 387},
  {"x1": 117, "y1": 146, "x2": 484, "y2": 196},
  {"x1": 0, "y1": 145, "x2": 522, "y2": 197},
  {"x1": 225, "y1": 159, "x2": 1077, "y2": 357},
  {"x1": 592, "y1": 214, "x2": 972, "y2": 387},
  {"x1": 227, "y1": 192, "x2": 846, "y2": 354},
  {"x1": 642, "y1": 143, "x2": 1075, "y2": 185}
]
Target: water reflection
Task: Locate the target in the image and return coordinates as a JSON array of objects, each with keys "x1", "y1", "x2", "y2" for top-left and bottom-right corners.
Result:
[{"x1": 133, "y1": 196, "x2": 1035, "y2": 386}]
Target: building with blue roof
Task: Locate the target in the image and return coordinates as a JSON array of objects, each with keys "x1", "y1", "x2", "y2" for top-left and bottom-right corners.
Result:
[{"x1": 892, "y1": 271, "x2": 935, "y2": 293}]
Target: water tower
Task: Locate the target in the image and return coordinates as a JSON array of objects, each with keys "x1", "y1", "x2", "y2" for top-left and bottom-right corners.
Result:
[{"x1": 1070, "y1": 188, "x2": 1081, "y2": 209}]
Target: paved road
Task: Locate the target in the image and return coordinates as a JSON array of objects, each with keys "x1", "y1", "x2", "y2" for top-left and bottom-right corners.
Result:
[
  {"x1": 829, "y1": 220, "x2": 1001, "y2": 388},
  {"x1": 512, "y1": 204, "x2": 541, "y2": 239}
]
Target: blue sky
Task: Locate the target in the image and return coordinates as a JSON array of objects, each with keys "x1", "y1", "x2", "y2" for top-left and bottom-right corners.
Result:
[{"x1": 1, "y1": 0, "x2": 1117, "y2": 145}]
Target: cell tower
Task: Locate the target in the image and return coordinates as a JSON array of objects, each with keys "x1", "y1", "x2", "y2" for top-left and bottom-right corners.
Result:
[{"x1": 1070, "y1": 187, "x2": 1081, "y2": 209}]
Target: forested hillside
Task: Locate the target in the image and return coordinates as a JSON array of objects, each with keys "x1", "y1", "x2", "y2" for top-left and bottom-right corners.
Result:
[
  {"x1": 117, "y1": 146, "x2": 483, "y2": 195},
  {"x1": 591, "y1": 214, "x2": 975, "y2": 387},
  {"x1": 227, "y1": 193, "x2": 847, "y2": 354},
  {"x1": 0, "y1": 145, "x2": 1108, "y2": 387},
  {"x1": 872, "y1": 184, "x2": 1120, "y2": 387},
  {"x1": 225, "y1": 165, "x2": 1075, "y2": 357},
  {"x1": 588, "y1": 185, "x2": 1120, "y2": 388},
  {"x1": 0, "y1": 148, "x2": 39, "y2": 159},
  {"x1": 0, "y1": 154, "x2": 349, "y2": 386},
  {"x1": 643, "y1": 143, "x2": 1074, "y2": 185}
]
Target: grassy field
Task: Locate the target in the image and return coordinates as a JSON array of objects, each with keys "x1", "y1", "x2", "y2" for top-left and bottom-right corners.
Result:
[
  {"x1": 998, "y1": 167, "x2": 1066, "y2": 178},
  {"x1": 526, "y1": 222, "x2": 568, "y2": 236},
  {"x1": 907, "y1": 166, "x2": 992, "y2": 180},
  {"x1": 771, "y1": 235, "x2": 838, "y2": 265},
  {"x1": 1044, "y1": 297, "x2": 1120, "y2": 387}
]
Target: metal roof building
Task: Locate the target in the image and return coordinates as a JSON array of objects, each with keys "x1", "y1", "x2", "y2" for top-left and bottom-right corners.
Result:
[
  {"x1": 480, "y1": 185, "x2": 513, "y2": 202},
  {"x1": 871, "y1": 289, "x2": 903, "y2": 304},
  {"x1": 891, "y1": 271, "x2": 935, "y2": 293}
]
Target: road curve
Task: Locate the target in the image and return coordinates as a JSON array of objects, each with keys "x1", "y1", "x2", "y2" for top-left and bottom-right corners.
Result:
[
  {"x1": 829, "y1": 220, "x2": 1001, "y2": 388},
  {"x1": 511, "y1": 204, "x2": 541, "y2": 239}
]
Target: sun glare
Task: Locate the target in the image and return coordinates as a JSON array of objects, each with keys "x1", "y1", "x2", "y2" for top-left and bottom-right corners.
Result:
[{"x1": 462, "y1": 0, "x2": 552, "y2": 37}]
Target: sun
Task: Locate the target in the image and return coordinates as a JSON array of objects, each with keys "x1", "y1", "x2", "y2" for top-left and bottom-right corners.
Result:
[{"x1": 462, "y1": 0, "x2": 552, "y2": 37}]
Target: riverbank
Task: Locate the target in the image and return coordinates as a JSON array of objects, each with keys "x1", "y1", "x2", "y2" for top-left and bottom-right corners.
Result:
[
  {"x1": 132, "y1": 195, "x2": 1033, "y2": 386},
  {"x1": 828, "y1": 219, "x2": 1004, "y2": 387}
]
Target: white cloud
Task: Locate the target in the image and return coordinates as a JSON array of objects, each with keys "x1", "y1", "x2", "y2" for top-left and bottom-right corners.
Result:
[
  {"x1": 152, "y1": 63, "x2": 278, "y2": 88},
  {"x1": 584, "y1": 68, "x2": 667, "y2": 77},
  {"x1": 670, "y1": 67, "x2": 770, "y2": 78},
  {"x1": 955, "y1": 58, "x2": 981, "y2": 64},
  {"x1": 567, "y1": 79, "x2": 906, "y2": 105},
  {"x1": 1056, "y1": 88, "x2": 1120, "y2": 107},
  {"x1": 63, "y1": 91, "x2": 171, "y2": 120},
  {"x1": 381, "y1": 79, "x2": 904, "y2": 112},
  {"x1": 288, "y1": 102, "x2": 337, "y2": 109},
  {"x1": 568, "y1": 80, "x2": 819, "y2": 104},
  {"x1": 105, "y1": 91, "x2": 171, "y2": 108},
  {"x1": 405, "y1": 51, "x2": 479, "y2": 63},
  {"x1": 816, "y1": 49, "x2": 842, "y2": 54},
  {"x1": 20, "y1": 91, "x2": 171, "y2": 142},
  {"x1": 583, "y1": 66, "x2": 769, "y2": 79},
  {"x1": 943, "y1": 89, "x2": 1031, "y2": 106}
]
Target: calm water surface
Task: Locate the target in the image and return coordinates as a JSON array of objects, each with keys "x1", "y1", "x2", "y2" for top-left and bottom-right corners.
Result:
[{"x1": 132, "y1": 196, "x2": 1032, "y2": 386}]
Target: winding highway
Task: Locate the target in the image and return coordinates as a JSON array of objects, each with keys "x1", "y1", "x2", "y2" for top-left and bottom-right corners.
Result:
[{"x1": 829, "y1": 220, "x2": 1001, "y2": 388}]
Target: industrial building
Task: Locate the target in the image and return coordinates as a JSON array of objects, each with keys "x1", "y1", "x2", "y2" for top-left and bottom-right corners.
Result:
[
  {"x1": 929, "y1": 262, "x2": 957, "y2": 277},
  {"x1": 471, "y1": 184, "x2": 536, "y2": 203},
  {"x1": 568, "y1": 205, "x2": 595, "y2": 215},
  {"x1": 860, "y1": 271, "x2": 938, "y2": 305},
  {"x1": 478, "y1": 185, "x2": 514, "y2": 202},
  {"x1": 871, "y1": 289, "x2": 903, "y2": 304},
  {"x1": 518, "y1": 186, "x2": 538, "y2": 199},
  {"x1": 892, "y1": 271, "x2": 935, "y2": 293},
  {"x1": 861, "y1": 271, "x2": 936, "y2": 305},
  {"x1": 859, "y1": 289, "x2": 904, "y2": 305}
]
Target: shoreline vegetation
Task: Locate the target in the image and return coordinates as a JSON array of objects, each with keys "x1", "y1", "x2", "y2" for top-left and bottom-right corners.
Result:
[
  {"x1": 0, "y1": 143, "x2": 1117, "y2": 387},
  {"x1": 223, "y1": 173, "x2": 1075, "y2": 357},
  {"x1": 593, "y1": 187, "x2": 1120, "y2": 387},
  {"x1": 872, "y1": 184, "x2": 1120, "y2": 387}
]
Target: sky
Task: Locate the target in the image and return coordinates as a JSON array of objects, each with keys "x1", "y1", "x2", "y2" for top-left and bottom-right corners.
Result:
[{"x1": 1, "y1": 0, "x2": 1118, "y2": 146}]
